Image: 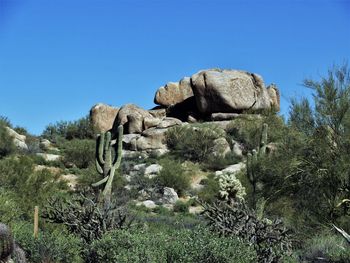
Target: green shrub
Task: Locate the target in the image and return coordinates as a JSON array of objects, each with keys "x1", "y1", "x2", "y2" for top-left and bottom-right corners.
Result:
[
  {"x1": 202, "y1": 151, "x2": 240, "y2": 171},
  {"x1": 42, "y1": 115, "x2": 94, "y2": 141},
  {"x1": 43, "y1": 190, "x2": 133, "y2": 244},
  {"x1": 202, "y1": 200, "x2": 292, "y2": 262},
  {"x1": 0, "y1": 189, "x2": 24, "y2": 224},
  {"x1": 173, "y1": 200, "x2": 190, "y2": 213},
  {"x1": 155, "y1": 158, "x2": 190, "y2": 196},
  {"x1": 88, "y1": 226, "x2": 257, "y2": 263},
  {"x1": 12, "y1": 222, "x2": 83, "y2": 263},
  {"x1": 0, "y1": 122, "x2": 15, "y2": 158},
  {"x1": 198, "y1": 174, "x2": 220, "y2": 203},
  {"x1": 0, "y1": 115, "x2": 12, "y2": 127},
  {"x1": 301, "y1": 232, "x2": 350, "y2": 262},
  {"x1": 0, "y1": 156, "x2": 67, "y2": 217},
  {"x1": 62, "y1": 139, "x2": 95, "y2": 168},
  {"x1": 226, "y1": 114, "x2": 285, "y2": 152},
  {"x1": 166, "y1": 124, "x2": 225, "y2": 162}
]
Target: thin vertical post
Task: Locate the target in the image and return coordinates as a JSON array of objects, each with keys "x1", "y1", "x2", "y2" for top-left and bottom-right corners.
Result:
[{"x1": 34, "y1": 206, "x2": 39, "y2": 238}]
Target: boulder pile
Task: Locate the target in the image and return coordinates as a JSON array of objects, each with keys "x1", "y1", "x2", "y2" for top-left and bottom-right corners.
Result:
[{"x1": 90, "y1": 68, "x2": 280, "y2": 156}]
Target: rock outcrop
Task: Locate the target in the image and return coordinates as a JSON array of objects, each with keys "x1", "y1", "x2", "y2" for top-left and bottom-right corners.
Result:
[
  {"x1": 154, "y1": 77, "x2": 193, "y2": 107},
  {"x1": 6, "y1": 127, "x2": 28, "y2": 151},
  {"x1": 114, "y1": 104, "x2": 154, "y2": 134},
  {"x1": 89, "y1": 68, "x2": 280, "y2": 155},
  {"x1": 90, "y1": 103, "x2": 119, "y2": 133},
  {"x1": 191, "y1": 69, "x2": 278, "y2": 114}
]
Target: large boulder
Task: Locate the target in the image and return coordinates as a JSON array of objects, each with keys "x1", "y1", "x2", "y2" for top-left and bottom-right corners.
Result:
[
  {"x1": 114, "y1": 104, "x2": 154, "y2": 134},
  {"x1": 191, "y1": 69, "x2": 280, "y2": 114},
  {"x1": 90, "y1": 103, "x2": 119, "y2": 133},
  {"x1": 6, "y1": 127, "x2": 28, "y2": 151},
  {"x1": 154, "y1": 77, "x2": 193, "y2": 107}
]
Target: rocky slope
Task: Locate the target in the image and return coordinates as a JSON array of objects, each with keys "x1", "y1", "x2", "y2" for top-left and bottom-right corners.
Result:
[{"x1": 90, "y1": 68, "x2": 280, "y2": 156}]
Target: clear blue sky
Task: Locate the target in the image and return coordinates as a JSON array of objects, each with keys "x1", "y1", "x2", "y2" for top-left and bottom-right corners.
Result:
[{"x1": 0, "y1": 0, "x2": 349, "y2": 135}]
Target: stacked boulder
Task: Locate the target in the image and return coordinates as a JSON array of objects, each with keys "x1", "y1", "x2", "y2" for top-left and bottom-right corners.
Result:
[{"x1": 90, "y1": 68, "x2": 280, "y2": 156}]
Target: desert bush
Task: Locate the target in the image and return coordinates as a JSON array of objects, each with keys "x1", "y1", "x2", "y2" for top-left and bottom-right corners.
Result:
[
  {"x1": 88, "y1": 225, "x2": 257, "y2": 263},
  {"x1": 166, "y1": 124, "x2": 225, "y2": 162},
  {"x1": 42, "y1": 115, "x2": 94, "y2": 141},
  {"x1": 202, "y1": 151, "x2": 240, "y2": 171},
  {"x1": 155, "y1": 158, "x2": 190, "y2": 196},
  {"x1": 198, "y1": 174, "x2": 220, "y2": 203},
  {"x1": 0, "y1": 189, "x2": 24, "y2": 224},
  {"x1": 226, "y1": 114, "x2": 285, "y2": 153},
  {"x1": 0, "y1": 116, "x2": 12, "y2": 127},
  {"x1": 173, "y1": 200, "x2": 190, "y2": 213},
  {"x1": 12, "y1": 222, "x2": 83, "y2": 263},
  {"x1": 0, "y1": 122, "x2": 15, "y2": 158},
  {"x1": 61, "y1": 139, "x2": 95, "y2": 168},
  {"x1": 202, "y1": 200, "x2": 292, "y2": 263},
  {"x1": 43, "y1": 190, "x2": 133, "y2": 244},
  {"x1": 0, "y1": 156, "x2": 67, "y2": 217},
  {"x1": 301, "y1": 232, "x2": 350, "y2": 262}
]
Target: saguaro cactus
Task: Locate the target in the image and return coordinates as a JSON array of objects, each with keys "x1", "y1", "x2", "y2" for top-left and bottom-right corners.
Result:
[
  {"x1": 0, "y1": 223, "x2": 14, "y2": 262},
  {"x1": 93, "y1": 125, "x2": 123, "y2": 206},
  {"x1": 246, "y1": 123, "x2": 268, "y2": 206}
]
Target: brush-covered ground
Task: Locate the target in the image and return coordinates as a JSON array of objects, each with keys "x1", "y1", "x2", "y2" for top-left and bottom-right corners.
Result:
[{"x1": 1, "y1": 65, "x2": 350, "y2": 263}]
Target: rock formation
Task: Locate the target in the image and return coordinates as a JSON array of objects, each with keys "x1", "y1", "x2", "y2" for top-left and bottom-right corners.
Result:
[
  {"x1": 191, "y1": 69, "x2": 278, "y2": 114},
  {"x1": 89, "y1": 68, "x2": 280, "y2": 156},
  {"x1": 5, "y1": 127, "x2": 28, "y2": 151},
  {"x1": 90, "y1": 103, "x2": 119, "y2": 133},
  {"x1": 154, "y1": 77, "x2": 193, "y2": 107}
]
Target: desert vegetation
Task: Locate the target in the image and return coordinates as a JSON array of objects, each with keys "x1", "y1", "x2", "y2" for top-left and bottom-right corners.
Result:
[{"x1": 1, "y1": 64, "x2": 350, "y2": 262}]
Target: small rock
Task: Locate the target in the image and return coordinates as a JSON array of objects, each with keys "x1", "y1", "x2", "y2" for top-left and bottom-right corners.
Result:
[
  {"x1": 161, "y1": 187, "x2": 179, "y2": 204},
  {"x1": 145, "y1": 164, "x2": 162, "y2": 176},
  {"x1": 215, "y1": 162, "x2": 246, "y2": 176},
  {"x1": 36, "y1": 153, "x2": 61, "y2": 162},
  {"x1": 138, "y1": 189, "x2": 151, "y2": 200},
  {"x1": 189, "y1": 206, "x2": 204, "y2": 215},
  {"x1": 39, "y1": 139, "x2": 52, "y2": 150},
  {"x1": 60, "y1": 174, "x2": 78, "y2": 190},
  {"x1": 211, "y1": 137, "x2": 231, "y2": 157},
  {"x1": 134, "y1": 163, "x2": 147, "y2": 171},
  {"x1": 187, "y1": 115, "x2": 197, "y2": 123},
  {"x1": 232, "y1": 140, "x2": 243, "y2": 157},
  {"x1": 137, "y1": 200, "x2": 157, "y2": 209}
]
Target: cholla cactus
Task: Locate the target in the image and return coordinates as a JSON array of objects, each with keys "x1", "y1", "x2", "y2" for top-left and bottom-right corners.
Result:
[
  {"x1": 216, "y1": 172, "x2": 246, "y2": 201},
  {"x1": 0, "y1": 223, "x2": 14, "y2": 262}
]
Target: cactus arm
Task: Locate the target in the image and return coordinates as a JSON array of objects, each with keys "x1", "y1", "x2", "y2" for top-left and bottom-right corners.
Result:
[
  {"x1": 259, "y1": 123, "x2": 268, "y2": 156},
  {"x1": 95, "y1": 159, "x2": 103, "y2": 174},
  {"x1": 91, "y1": 176, "x2": 109, "y2": 187},
  {"x1": 97, "y1": 134, "x2": 105, "y2": 165},
  {"x1": 102, "y1": 165, "x2": 116, "y2": 200},
  {"x1": 247, "y1": 152, "x2": 253, "y2": 184},
  {"x1": 112, "y1": 125, "x2": 123, "y2": 169},
  {"x1": 105, "y1": 132, "x2": 111, "y2": 152},
  {"x1": 333, "y1": 224, "x2": 350, "y2": 244}
]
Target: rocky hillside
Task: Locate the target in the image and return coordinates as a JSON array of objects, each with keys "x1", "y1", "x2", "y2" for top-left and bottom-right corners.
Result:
[{"x1": 90, "y1": 68, "x2": 280, "y2": 156}]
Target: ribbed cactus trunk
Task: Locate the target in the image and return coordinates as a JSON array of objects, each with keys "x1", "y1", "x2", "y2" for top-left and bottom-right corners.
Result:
[
  {"x1": 0, "y1": 223, "x2": 14, "y2": 262},
  {"x1": 246, "y1": 123, "x2": 268, "y2": 207},
  {"x1": 93, "y1": 125, "x2": 123, "y2": 208}
]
